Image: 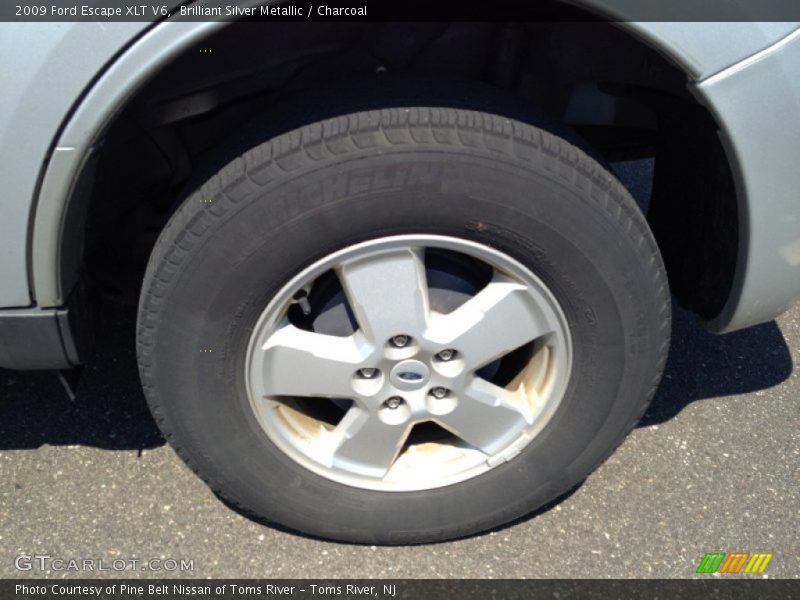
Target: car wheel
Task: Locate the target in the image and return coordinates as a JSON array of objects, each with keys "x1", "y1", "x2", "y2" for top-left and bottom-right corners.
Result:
[{"x1": 137, "y1": 106, "x2": 670, "y2": 544}]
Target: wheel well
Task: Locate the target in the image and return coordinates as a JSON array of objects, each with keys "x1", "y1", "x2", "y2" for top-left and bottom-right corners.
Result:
[{"x1": 71, "y1": 12, "x2": 737, "y2": 321}]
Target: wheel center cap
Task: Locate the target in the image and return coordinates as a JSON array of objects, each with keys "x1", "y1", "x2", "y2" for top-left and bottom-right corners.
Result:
[{"x1": 390, "y1": 360, "x2": 430, "y2": 391}]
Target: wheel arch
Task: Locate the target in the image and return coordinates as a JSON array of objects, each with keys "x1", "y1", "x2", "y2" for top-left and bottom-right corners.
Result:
[
  {"x1": 27, "y1": 6, "x2": 775, "y2": 332},
  {"x1": 30, "y1": 19, "x2": 226, "y2": 309}
]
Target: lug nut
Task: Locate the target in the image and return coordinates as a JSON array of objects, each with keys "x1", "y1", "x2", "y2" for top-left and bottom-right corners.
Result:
[
  {"x1": 437, "y1": 349, "x2": 456, "y2": 361},
  {"x1": 430, "y1": 387, "x2": 448, "y2": 399},
  {"x1": 384, "y1": 396, "x2": 403, "y2": 409},
  {"x1": 358, "y1": 368, "x2": 378, "y2": 379},
  {"x1": 391, "y1": 334, "x2": 410, "y2": 348}
]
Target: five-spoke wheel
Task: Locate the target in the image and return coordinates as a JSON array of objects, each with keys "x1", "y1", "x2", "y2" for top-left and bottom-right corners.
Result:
[{"x1": 246, "y1": 236, "x2": 571, "y2": 490}]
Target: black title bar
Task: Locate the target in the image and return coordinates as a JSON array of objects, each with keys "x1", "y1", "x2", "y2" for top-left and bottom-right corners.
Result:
[{"x1": 5, "y1": 0, "x2": 800, "y2": 22}]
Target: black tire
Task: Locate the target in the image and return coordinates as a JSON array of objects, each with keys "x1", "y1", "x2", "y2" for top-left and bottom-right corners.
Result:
[{"x1": 137, "y1": 106, "x2": 670, "y2": 544}]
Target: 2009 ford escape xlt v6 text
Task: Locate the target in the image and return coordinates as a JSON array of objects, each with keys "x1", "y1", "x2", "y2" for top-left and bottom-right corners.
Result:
[{"x1": 1, "y1": 1, "x2": 799, "y2": 543}]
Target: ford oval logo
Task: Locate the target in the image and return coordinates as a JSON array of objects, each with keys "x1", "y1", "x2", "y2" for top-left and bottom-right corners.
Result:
[{"x1": 397, "y1": 371, "x2": 424, "y2": 381}]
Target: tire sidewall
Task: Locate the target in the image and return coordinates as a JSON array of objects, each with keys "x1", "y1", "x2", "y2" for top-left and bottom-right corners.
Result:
[{"x1": 140, "y1": 120, "x2": 665, "y2": 543}]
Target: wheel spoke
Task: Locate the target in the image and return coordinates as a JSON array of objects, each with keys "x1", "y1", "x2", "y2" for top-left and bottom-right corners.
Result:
[
  {"x1": 428, "y1": 276, "x2": 555, "y2": 370},
  {"x1": 255, "y1": 324, "x2": 368, "y2": 398},
  {"x1": 331, "y1": 408, "x2": 411, "y2": 478},
  {"x1": 437, "y1": 378, "x2": 532, "y2": 455},
  {"x1": 337, "y1": 247, "x2": 429, "y2": 343}
]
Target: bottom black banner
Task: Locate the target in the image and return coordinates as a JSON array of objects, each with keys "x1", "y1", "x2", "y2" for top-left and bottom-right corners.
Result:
[{"x1": 2, "y1": 580, "x2": 799, "y2": 600}]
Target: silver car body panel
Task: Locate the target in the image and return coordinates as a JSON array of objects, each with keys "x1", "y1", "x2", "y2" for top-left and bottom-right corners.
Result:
[
  {"x1": 0, "y1": 22, "x2": 147, "y2": 307},
  {"x1": 0, "y1": 9, "x2": 799, "y2": 332},
  {"x1": 30, "y1": 21, "x2": 225, "y2": 308},
  {"x1": 696, "y1": 28, "x2": 800, "y2": 332},
  {"x1": 582, "y1": 1, "x2": 800, "y2": 79}
]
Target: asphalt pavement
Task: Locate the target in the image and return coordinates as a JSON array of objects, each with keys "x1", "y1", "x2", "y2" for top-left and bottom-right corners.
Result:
[{"x1": 1, "y1": 292, "x2": 797, "y2": 579}]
